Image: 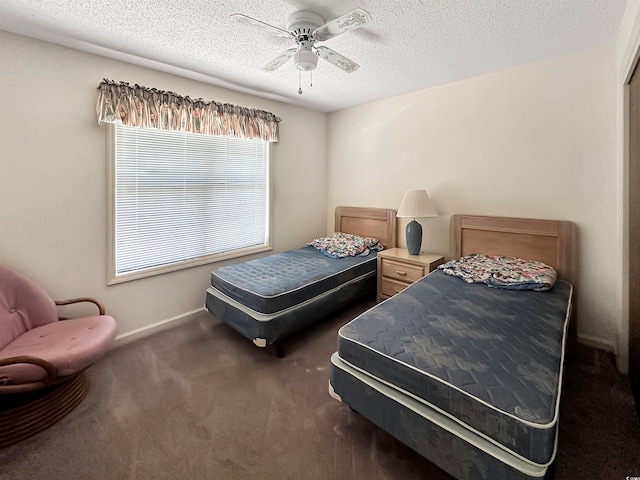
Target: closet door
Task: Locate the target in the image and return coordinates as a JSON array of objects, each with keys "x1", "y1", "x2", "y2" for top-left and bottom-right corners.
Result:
[{"x1": 630, "y1": 60, "x2": 640, "y2": 416}]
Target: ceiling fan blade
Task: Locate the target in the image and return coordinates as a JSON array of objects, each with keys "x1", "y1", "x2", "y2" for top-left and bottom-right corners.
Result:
[
  {"x1": 230, "y1": 13, "x2": 291, "y2": 39},
  {"x1": 313, "y1": 8, "x2": 371, "y2": 42},
  {"x1": 261, "y1": 48, "x2": 297, "y2": 72},
  {"x1": 315, "y1": 46, "x2": 360, "y2": 73}
]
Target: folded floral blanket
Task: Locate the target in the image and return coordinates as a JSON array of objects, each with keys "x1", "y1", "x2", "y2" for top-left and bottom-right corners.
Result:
[
  {"x1": 308, "y1": 232, "x2": 383, "y2": 259},
  {"x1": 438, "y1": 253, "x2": 557, "y2": 291}
]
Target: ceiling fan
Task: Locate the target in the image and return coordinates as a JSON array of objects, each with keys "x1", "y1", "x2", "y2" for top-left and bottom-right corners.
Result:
[{"x1": 230, "y1": 8, "x2": 372, "y2": 93}]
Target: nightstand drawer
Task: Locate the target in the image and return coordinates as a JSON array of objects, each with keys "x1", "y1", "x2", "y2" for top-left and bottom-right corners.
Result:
[
  {"x1": 381, "y1": 259, "x2": 425, "y2": 283},
  {"x1": 381, "y1": 277, "x2": 411, "y2": 297},
  {"x1": 376, "y1": 248, "x2": 444, "y2": 303}
]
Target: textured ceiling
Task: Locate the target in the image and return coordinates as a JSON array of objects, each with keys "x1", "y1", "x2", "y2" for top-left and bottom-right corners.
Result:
[{"x1": 0, "y1": 0, "x2": 627, "y2": 113}]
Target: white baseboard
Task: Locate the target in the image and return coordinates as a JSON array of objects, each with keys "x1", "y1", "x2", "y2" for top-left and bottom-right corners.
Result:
[
  {"x1": 577, "y1": 334, "x2": 630, "y2": 374},
  {"x1": 113, "y1": 307, "x2": 207, "y2": 348},
  {"x1": 616, "y1": 354, "x2": 629, "y2": 375},
  {"x1": 577, "y1": 333, "x2": 617, "y2": 353},
  {"x1": 616, "y1": 336, "x2": 629, "y2": 374}
]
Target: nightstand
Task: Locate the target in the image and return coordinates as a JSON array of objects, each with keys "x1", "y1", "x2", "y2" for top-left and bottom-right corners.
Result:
[{"x1": 377, "y1": 248, "x2": 445, "y2": 302}]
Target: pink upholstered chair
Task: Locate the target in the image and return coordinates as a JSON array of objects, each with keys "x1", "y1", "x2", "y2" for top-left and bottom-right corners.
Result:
[{"x1": 0, "y1": 265, "x2": 117, "y2": 447}]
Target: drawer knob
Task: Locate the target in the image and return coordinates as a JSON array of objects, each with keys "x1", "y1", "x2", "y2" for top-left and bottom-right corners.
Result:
[{"x1": 395, "y1": 271, "x2": 407, "y2": 276}]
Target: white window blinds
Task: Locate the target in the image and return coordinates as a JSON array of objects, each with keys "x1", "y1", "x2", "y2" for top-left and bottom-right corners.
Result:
[{"x1": 114, "y1": 124, "x2": 269, "y2": 276}]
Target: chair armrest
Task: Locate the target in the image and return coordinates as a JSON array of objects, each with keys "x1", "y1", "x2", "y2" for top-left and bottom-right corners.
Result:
[
  {"x1": 55, "y1": 297, "x2": 106, "y2": 316},
  {"x1": 0, "y1": 356, "x2": 57, "y2": 394}
]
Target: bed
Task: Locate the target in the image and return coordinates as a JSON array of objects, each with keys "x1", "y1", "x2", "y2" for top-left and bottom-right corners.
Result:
[
  {"x1": 329, "y1": 215, "x2": 576, "y2": 480},
  {"x1": 205, "y1": 206, "x2": 396, "y2": 354}
]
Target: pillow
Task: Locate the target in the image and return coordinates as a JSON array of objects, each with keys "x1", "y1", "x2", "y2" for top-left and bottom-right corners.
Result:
[
  {"x1": 438, "y1": 253, "x2": 557, "y2": 291},
  {"x1": 438, "y1": 253, "x2": 496, "y2": 284},
  {"x1": 308, "y1": 232, "x2": 384, "y2": 259}
]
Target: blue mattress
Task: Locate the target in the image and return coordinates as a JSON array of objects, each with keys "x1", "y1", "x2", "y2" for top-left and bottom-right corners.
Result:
[
  {"x1": 206, "y1": 272, "x2": 376, "y2": 347},
  {"x1": 210, "y1": 246, "x2": 378, "y2": 314},
  {"x1": 336, "y1": 270, "x2": 572, "y2": 465}
]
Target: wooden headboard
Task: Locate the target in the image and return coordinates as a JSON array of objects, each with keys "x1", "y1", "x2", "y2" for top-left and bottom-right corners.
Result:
[
  {"x1": 335, "y1": 206, "x2": 397, "y2": 249},
  {"x1": 452, "y1": 215, "x2": 577, "y2": 283}
]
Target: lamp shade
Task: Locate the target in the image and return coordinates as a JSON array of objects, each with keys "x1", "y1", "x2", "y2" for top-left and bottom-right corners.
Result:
[
  {"x1": 294, "y1": 47, "x2": 318, "y2": 71},
  {"x1": 396, "y1": 189, "x2": 438, "y2": 218}
]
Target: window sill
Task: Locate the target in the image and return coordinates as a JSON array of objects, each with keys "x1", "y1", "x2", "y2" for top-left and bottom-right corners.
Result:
[{"x1": 108, "y1": 244, "x2": 273, "y2": 285}]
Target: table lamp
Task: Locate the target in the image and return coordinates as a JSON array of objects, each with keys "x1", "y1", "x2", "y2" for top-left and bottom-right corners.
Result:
[{"x1": 396, "y1": 189, "x2": 438, "y2": 255}]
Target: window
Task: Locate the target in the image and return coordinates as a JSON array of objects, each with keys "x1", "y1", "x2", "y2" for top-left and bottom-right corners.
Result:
[{"x1": 108, "y1": 124, "x2": 271, "y2": 283}]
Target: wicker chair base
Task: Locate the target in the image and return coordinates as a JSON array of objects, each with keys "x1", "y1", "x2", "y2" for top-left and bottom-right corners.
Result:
[{"x1": 0, "y1": 372, "x2": 89, "y2": 449}]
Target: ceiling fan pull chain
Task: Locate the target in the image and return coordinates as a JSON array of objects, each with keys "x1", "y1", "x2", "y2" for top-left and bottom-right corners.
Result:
[
  {"x1": 298, "y1": 69, "x2": 303, "y2": 95},
  {"x1": 310, "y1": 70, "x2": 313, "y2": 87}
]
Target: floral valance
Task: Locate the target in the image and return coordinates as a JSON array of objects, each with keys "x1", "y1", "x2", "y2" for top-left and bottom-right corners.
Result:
[{"x1": 96, "y1": 79, "x2": 280, "y2": 142}]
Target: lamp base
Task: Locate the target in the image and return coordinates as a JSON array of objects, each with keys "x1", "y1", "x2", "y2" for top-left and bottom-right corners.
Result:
[{"x1": 406, "y1": 220, "x2": 422, "y2": 255}]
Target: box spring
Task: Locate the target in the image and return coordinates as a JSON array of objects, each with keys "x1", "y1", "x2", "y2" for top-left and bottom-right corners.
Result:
[
  {"x1": 207, "y1": 272, "x2": 375, "y2": 347},
  {"x1": 330, "y1": 354, "x2": 552, "y2": 480}
]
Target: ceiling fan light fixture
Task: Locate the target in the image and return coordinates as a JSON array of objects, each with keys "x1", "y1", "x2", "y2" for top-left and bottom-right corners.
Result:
[
  {"x1": 233, "y1": 8, "x2": 372, "y2": 89},
  {"x1": 294, "y1": 47, "x2": 318, "y2": 71}
]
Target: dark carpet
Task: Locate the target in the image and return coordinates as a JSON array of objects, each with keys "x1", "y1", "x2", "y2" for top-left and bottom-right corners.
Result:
[{"x1": 1, "y1": 295, "x2": 639, "y2": 480}]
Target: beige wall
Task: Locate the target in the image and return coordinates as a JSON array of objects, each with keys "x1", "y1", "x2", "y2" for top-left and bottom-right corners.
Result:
[
  {"x1": 0, "y1": 29, "x2": 630, "y2": 363},
  {"x1": 327, "y1": 45, "x2": 619, "y2": 352},
  {"x1": 0, "y1": 31, "x2": 327, "y2": 341}
]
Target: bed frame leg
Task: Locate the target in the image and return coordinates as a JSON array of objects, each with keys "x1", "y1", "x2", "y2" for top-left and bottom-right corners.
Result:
[{"x1": 264, "y1": 342, "x2": 286, "y2": 358}]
